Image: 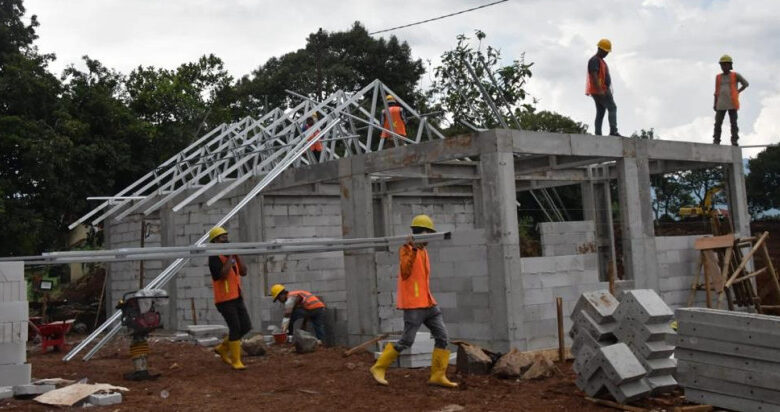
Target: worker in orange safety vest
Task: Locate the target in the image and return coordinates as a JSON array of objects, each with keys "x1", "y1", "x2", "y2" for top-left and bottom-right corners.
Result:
[
  {"x1": 303, "y1": 115, "x2": 323, "y2": 161},
  {"x1": 380, "y1": 95, "x2": 407, "y2": 148},
  {"x1": 270, "y1": 284, "x2": 327, "y2": 341},
  {"x1": 369, "y1": 214, "x2": 457, "y2": 388},
  {"x1": 586, "y1": 38, "x2": 620, "y2": 137},
  {"x1": 712, "y1": 55, "x2": 749, "y2": 146},
  {"x1": 208, "y1": 226, "x2": 251, "y2": 370}
]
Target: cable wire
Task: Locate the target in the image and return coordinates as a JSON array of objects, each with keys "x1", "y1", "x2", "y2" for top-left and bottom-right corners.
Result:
[{"x1": 369, "y1": 0, "x2": 509, "y2": 35}]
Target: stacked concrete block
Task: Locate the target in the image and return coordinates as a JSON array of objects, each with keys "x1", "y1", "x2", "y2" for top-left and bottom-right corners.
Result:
[
  {"x1": 570, "y1": 290, "x2": 653, "y2": 402},
  {"x1": 613, "y1": 289, "x2": 677, "y2": 393},
  {"x1": 0, "y1": 261, "x2": 30, "y2": 388},
  {"x1": 654, "y1": 235, "x2": 700, "y2": 308},
  {"x1": 539, "y1": 221, "x2": 596, "y2": 257},
  {"x1": 391, "y1": 197, "x2": 475, "y2": 236},
  {"x1": 376, "y1": 332, "x2": 435, "y2": 368},
  {"x1": 674, "y1": 308, "x2": 780, "y2": 412}
]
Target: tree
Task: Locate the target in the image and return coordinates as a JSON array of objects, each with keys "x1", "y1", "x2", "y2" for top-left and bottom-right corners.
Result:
[
  {"x1": 651, "y1": 173, "x2": 694, "y2": 220},
  {"x1": 518, "y1": 108, "x2": 587, "y2": 134},
  {"x1": 746, "y1": 145, "x2": 780, "y2": 215},
  {"x1": 232, "y1": 22, "x2": 425, "y2": 115}
]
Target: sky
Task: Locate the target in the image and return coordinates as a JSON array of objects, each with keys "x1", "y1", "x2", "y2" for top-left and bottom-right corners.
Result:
[{"x1": 24, "y1": 0, "x2": 780, "y2": 158}]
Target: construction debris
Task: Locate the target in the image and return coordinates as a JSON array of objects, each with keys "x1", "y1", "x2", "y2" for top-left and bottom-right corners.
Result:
[
  {"x1": 242, "y1": 335, "x2": 268, "y2": 356},
  {"x1": 294, "y1": 329, "x2": 318, "y2": 354},
  {"x1": 521, "y1": 353, "x2": 560, "y2": 380},
  {"x1": 491, "y1": 348, "x2": 534, "y2": 378},
  {"x1": 454, "y1": 342, "x2": 492, "y2": 375},
  {"x1": 33, "y1": 382, "x2": 128, "y2": 407},
  {"x1": 12, "y1": 382, "x2": 56, "y2": 397},
  {"x1": 674, "y1": 307, "x2": 780, "y2": 412},
  {"x1": 87, "y1": 392, "x2": 123, "y2": 406}
]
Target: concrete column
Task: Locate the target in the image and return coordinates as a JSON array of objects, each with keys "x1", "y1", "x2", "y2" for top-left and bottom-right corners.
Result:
[
  {"x1": 479, "y1": 131, "x2": 522, "y2": 351},
  {"x1": 159, "y1": 204, "x2": 178, "y2": 331},
  {"x1": 726, "y1": 147, "x2": 750, "y2": 237},
  {"x1": 617, "y1": 140, "x2": 659, "y2": 290},
  {"x1": 581, "y1": 182, "x2": 596, "y2": 222},
  {"x1": 339, "y1": 158, "x2": 379, "y2": 345},
  {"x1": 238, "y1": 185, "x2": 264, "y2": 332}
]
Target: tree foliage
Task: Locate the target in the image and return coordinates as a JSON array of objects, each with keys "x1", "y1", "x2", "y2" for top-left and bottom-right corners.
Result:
[{"x1": 746, "y1": 145, "x2": 780, "y2": 215}]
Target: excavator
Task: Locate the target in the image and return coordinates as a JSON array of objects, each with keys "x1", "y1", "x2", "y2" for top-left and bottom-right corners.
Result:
[{"x1": 678, "y1": 186, "x2": 730, "y2": 235}]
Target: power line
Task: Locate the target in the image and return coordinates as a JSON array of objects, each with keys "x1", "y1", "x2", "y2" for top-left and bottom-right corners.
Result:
[{"x1": 369, "y1": 0, "x2": 510, "y2": 35}]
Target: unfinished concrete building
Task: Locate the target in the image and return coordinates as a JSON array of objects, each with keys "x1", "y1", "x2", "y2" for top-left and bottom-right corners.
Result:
[{"x1": 102, "y1": 126, "x2": 749, "y2": 352}]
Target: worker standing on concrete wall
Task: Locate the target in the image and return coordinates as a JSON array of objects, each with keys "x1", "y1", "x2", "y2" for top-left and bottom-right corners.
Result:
[
  {"x1": 380, "y1": 95, "x2": 407, "y2": 148},
  {"x1": 369, "y1": 214, "x2": 458, "y2": 388},
  {"x1": 712, "y1": 55, "x2": 749, "y2": 146},
  {"x1": 270, "y1": 284, "x2": 327, "y2": 341},
  {"x1": 208, "y1": 226, "x2": 251, "y2": 370},
  {"x1": 586, "y1": 38, "x2": 620, "y2": 137}
]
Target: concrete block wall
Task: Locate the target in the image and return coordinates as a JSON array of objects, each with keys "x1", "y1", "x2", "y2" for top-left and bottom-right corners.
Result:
[
  {"x1": 0, "y1": 261, "x2": 31, "y2": 387},
  {"x1": 375, "y1": 229, "x2": 491, "y2": 346},
  {"x1": 539, "y1": 221, "x2": 597, "y2": 256},
  {"x1": 516, "y1": 253, "x2": 607, "y2": 350},
  {"x1": 655, "y1": 236, "x2": 702, "y2": 308},
  {"x1": 390, "y1": 197, "x2": 474, "y2": 236}
]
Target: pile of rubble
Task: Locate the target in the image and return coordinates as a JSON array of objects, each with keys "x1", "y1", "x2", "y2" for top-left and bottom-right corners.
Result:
[{"x1": 570, "y1": 289, "x2": 677, "y2": 403}]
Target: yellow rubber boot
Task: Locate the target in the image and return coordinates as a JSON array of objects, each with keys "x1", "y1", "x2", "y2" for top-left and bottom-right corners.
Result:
[
  {"x1": 369, "y1": 343, "x2": 399, "y2": 385},
  {"x1": 428, "y1": 347, "x2": 458, "y2": 388},
  {"x1": 228, "y1": 340, "x2": 246, "y2": 370},
  {"x1": 214, "y1": 337, "x2": 231, "y2": 365}
]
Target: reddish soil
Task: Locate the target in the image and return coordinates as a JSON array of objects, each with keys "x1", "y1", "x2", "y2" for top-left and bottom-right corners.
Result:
[{"x1": 1, "y1": 337, "x2": 688, "y2": 412}]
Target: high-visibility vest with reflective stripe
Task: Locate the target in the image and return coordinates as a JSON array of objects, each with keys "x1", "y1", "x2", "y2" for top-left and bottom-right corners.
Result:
[
  {"x1": 306, "y1": 128, "x2": 323, "y2": 152},
  {"x1": 289, "y1": 290, "x2": 325, "y2": 310},
  {"x1": 715, "y1": 72, "x2": 740, "y2": 110},
  {"x1": 585, "y1": 56, "x2": 608, "y2": 96},
  {"x1": 381, "y1": 106, "x2": 407, "y2": 138},
  {"x1": 213, "y1": 255, "x2": 241, "y2": 304},
  {"x1": 396, "y1": 244, "x2": 437, "y2": 309}
]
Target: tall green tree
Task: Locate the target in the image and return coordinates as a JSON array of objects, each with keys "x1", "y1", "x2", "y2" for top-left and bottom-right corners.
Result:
[{"x1": 746, "y1": 145, "x2": 780, "y2": 215}]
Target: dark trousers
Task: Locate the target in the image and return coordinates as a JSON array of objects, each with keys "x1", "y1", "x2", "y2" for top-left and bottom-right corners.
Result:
[
  {"x1": 289, "y1": 307, "x2": 326, "y2": 340},
  {"x1": 592, "y1": 93, "x2": 618, "y2": 136},
  {"x1": 394, "y1": 306, "x2": 449, "y2": 352},
  {"x1": 713, "y1": 109, "x2": 739, "y2": 145},
  {"x1": 216, "y1": 296, "x2": 252, "y2": 341}
]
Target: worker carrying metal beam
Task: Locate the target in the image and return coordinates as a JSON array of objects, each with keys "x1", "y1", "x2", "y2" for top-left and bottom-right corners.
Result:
[
  {"x1": 208, "y1": 226, "x2": 252, "y2": 370},
  {"x1": 380, "y1": 95, "x2": 407, "y2": 148},
  {"x1": 369, "y1": 214, "x2": 458, "y2": 388},
  {"x1": 712, "y1": 54, "x2": 749, "y2": 146},
  {"x1": 270, "y1": 284, "x2": 327, "y2": 341},
  {"x1": 586, "y1": 38, "x2": 620, "y2": 137}
]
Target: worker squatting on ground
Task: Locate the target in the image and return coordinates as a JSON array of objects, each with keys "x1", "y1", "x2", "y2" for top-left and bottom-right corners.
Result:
[
  {"x1": 270, "y1": 284, "x2": 327, "y2": 341},
  {"x1": 370, "y1": 214, "x2": 458, "y2": 388},
  {"x1": 303, "y1": 115, "x2": 323, "y2": 162},
  {"x1": 208, "y1": 226, "x2": 252, "y2": 370},
  {"x1": 713, "y1": 55, "x2": 749, "y2": 146},
  {"x1": 380, "y1": 95, "x2": 407, "y2": 148},
  {"x1": 586, "y1": 38, "x2": 620, "y2": 137}
]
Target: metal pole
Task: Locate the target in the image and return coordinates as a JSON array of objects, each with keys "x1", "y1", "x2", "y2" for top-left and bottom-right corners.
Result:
[{"x1": 462, "y1": 59, "x2": 509, "y2": 129}]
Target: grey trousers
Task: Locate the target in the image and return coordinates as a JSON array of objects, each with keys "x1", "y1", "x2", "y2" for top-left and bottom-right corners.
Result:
[{"x1": 393, "y1": 306, "x2": 449, "y2": 352}]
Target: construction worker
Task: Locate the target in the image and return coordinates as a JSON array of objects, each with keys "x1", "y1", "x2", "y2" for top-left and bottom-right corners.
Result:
[
  {"x1": 303, "y1": 115, "x2": 323, "y2": 161},
  {"x1": 270, "y1": 284, "x2": 327, "y2": 341},
  {"x1": 369, "y1": 215, "x2": 457, "y2": 388},
  {"x1": 586, "y1": 38, "x2": 620, "y2": 136},
  {"x1": 380, "y1": 95, "x2": 407, "y2": 148},
  {"x1": 712, "y1": 55, "x2": 749, "y2": 146},
  {"x1": 208, "y1": 226, "x2": 251, "y2": 370}
]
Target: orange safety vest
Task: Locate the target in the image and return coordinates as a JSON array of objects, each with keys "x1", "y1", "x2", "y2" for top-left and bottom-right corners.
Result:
[
  {"x1": 288, "y1": 290, "x2": 325, "y2": 310},
  {"x1": 715, "y1": 72, "x2": 740, "y2": 110},
  {"x1": 396, "y1": 244, "x2": 437, "y2": 309},
  {"x1": 212, "y1": 255, "x2": 242, "y2": 304},
  {"x1": 585, "y1": 57, "x2": 608, "y2": 96},
  {"x1": 381, "y1": 106, "x2": 407, "y2": 138},
  {"x1": 307, "y1": 129, "x2": 323, "y2": 152}
]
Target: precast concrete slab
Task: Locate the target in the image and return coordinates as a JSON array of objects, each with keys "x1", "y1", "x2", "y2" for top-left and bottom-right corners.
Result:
[
  {"x1": 675, "y1": 348, "x2": 780, "y2": 376},
  {"x1": 643, "y1": 374, "x2": 677, "y2": 394},
  {"x1": 676, "y1": 307, "x2": 780, "y2": 332},
  {"x1": 598, "y1": 343, "x2": 647, "y2": 386},
  {"x1": 673, "y1": 334, "x2": 780, "y2": 362},
  {"x1": 12, "y1": 383, "x2": 55, "y2": 396},
  {"x1": 642, "y1": 357, "x2": 677, "y2": 377},
  {"x1": 572, "y1": 291, "x2": 619, "y2": 323},
  {"x1": 677, "y1": 320, "x2": 780, "y2": 348},
  {"x1": 614, "y1": 290, "x2": 673, "y2": 324},
  {"x1": 684, "y1": 388, "x2": 777, "y2": 412},
  {"x1": 186, "y1": 325, "x2": 228, "y2": 338},
  {"x1": 678, "y1": 359, "x2": 780, "y2": 392},
  {"x1": 571, "y1": 310, "x2": 616, "y2": 341},
  {"x1": 678, "y1": 373, "x2": 780, "y2": 405},
  {"x1": 0, "y1": 386, "x2": 12, "y2": 400}
]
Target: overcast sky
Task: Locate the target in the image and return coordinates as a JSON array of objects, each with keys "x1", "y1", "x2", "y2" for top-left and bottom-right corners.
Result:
[{"x1": 25, "y1": 0, "x2": 780, "y2": 157}]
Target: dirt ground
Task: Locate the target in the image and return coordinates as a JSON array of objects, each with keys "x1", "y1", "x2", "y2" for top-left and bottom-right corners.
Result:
[{"x1": 0, "y1": 336, "x2": 689, "y2": 412}]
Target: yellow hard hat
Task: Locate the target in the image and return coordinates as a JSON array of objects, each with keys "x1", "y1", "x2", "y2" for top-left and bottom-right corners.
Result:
[
  {"x1": 208, "y1": 226, "x2": 227, "y2": 242},
  {"x1": 410, "y1": 214, "x2": 435, "y2": 231},
  {"x1": 386, "y1": 94, "x2": 396, "y2": 102},
  {"x1": 719, "y1": 54, "x2": 733, "y2": 63},
  {"x1": 270, "y1": 284, "x2": 286, "y2": 301},
  {"x1": 597, "y1": 38, "x2": 612, "y2": 52}
]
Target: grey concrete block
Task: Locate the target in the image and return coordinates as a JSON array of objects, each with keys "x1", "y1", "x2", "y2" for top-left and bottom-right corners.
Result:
[
  {"x1": 678, "y1": 372, "x2": 780, "y2": 405},
  {"x1": 0, "y1": 302, "x2": 28, "y2": 323},
  {"x1": 678, "y1": 359, "x2": 780, "y2": 392},
  {"x1": 615, "y1": 289, "x2": 673, "y2": 324},
  {"x1": 599, "y1": 343, "x2": 647, "y2": 385},
  {"x1": 12, "y1": 382, "x2": 53, "y2": 396},
  {"x1": 88, "y1": 392, "x2": 123, "y2": 406},
  {"x1": 186, "y1": 324, "x2": 228, "y2": 338},
  {"x1": 0, "y1": 281, "x2": 25, "y2": 303},
  {"x1": 0, "y1": 321, "x2": 27, "y2": 344},
  {"x1": 572, "y1": 290, "x2": 619, "y2": 323},
  {"x1": 673, "y1": 334, "x2": 780, "y2": 362},
  {"x1": 0, "y1": 386, "x2": 12, "y2": 400},
  {"x1": 520, "y1": 257, "x2": 555, "y2": 274},
  {"x1": 684, "y1": 388, "x2": 777, "y2": 412},
  {"x1": 644, "y1": 374, "x2": 677, "y2": 394},
  {"x1": 674, "y1": 348, "x2": 780, "y2": 376},
  {"x1": 571, "y1": 310, "x2": 616, "y2": 341},
  {"x1": 0, "y1": 343, "x2": 25, "y2": 365}
]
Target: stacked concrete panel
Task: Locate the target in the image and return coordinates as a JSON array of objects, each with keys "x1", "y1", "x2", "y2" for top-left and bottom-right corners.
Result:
[
  {"x1": 539, "y1": 221, "x2": 596, "y2": 257},
  {"x1": 520, "y1": 253, "x2": 605, "y2": 350},
  {"x1": 674, "y1": 308, "x2": 780, "y2": 412},
  {"x1": 614, "y1": 289, "x2": 677, "y2": 393},
  {"x1": 0, "y1": 261, "x2": 31, "y2": 388},
  {"x1": 570, "y1": 290, "x2": 653, "y2": 402}
]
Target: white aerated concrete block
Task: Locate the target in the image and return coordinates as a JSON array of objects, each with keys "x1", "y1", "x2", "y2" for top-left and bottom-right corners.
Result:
[
  {"x1": 0, "y1": 262, "x2": 23, "y2": 282},
  {"x1": 0, "y1": 363, "x2": 29, "y2": 387},
  {"x1": 12, "y1": 382, "x2": 55, "y2": 396},
  {"x1": 0, "y1": 386, "x2": 12, "y2": 400},
  {"x1": 0, "y1": 321, "x2": 27, "y2": 344},
  {"x1": 88, "y1": 392, "x2": 123, "y2": 406},
  {"x1": 0, "y1": 343, "x2": 25, "y2": 365},
  {"x1": 186, "y1": 324, "x2": 228, "y2": 338},
  {"x1": 0, "y1": 302, "x2": 28, "y2": 323}
]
